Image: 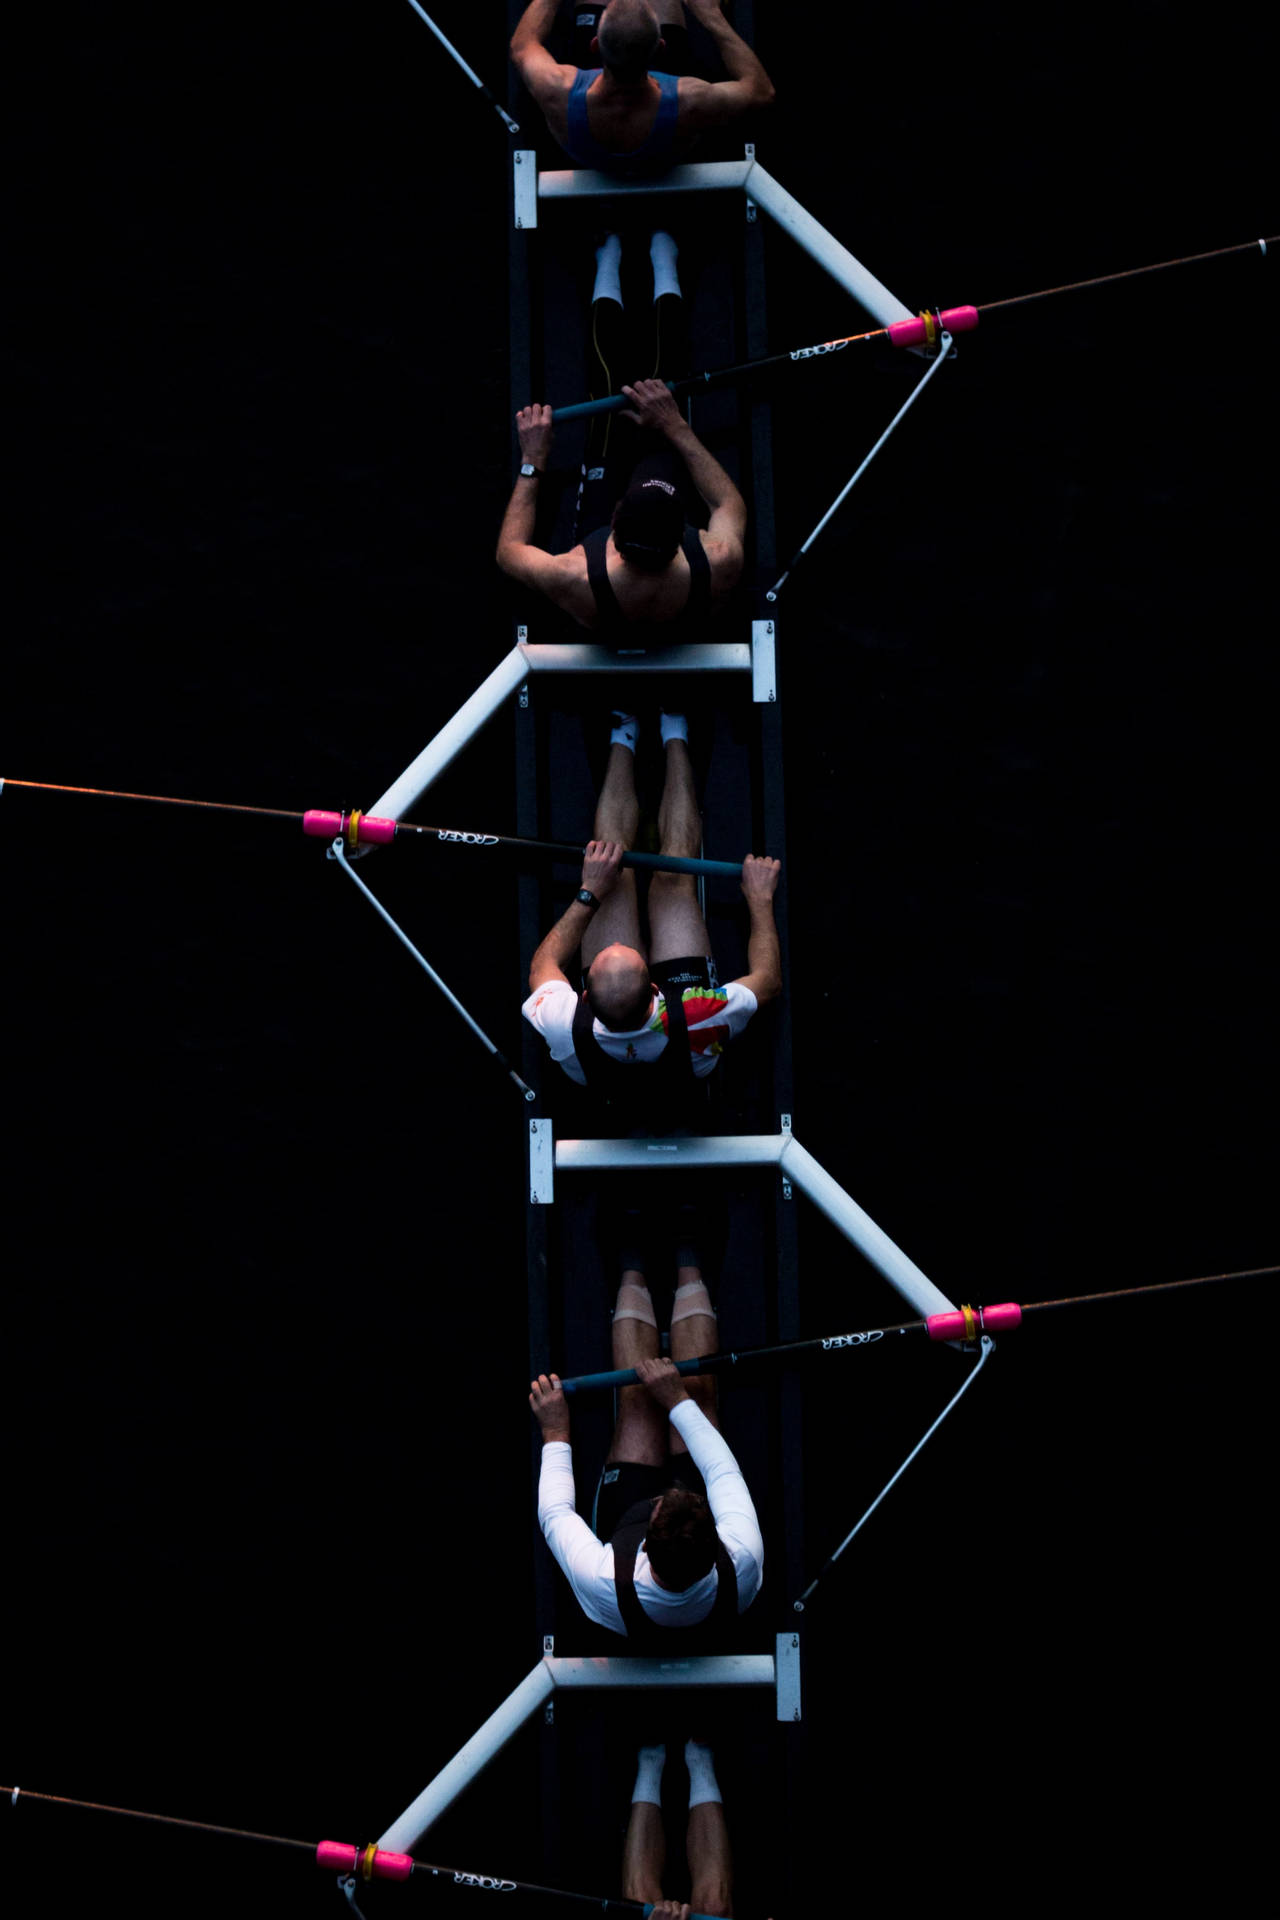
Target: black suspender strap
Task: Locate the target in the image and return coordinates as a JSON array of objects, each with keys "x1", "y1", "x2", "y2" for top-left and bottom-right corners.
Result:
[{"x1": 612, "y1": 1498, "x2": 739, "y2": 1644}]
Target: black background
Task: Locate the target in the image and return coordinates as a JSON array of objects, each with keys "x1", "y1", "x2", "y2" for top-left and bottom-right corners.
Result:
[{"x1": 7, "y1": 4, "x2": 1275, "y2": 1914}]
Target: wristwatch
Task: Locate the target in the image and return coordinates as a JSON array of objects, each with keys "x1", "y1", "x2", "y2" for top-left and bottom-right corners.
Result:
[
  {"x1": 519, "y1": 461, "x2": 545, "y2": 479},
  {"x1": 575, "y1": 888, "x2": 600, "y2": 912}
]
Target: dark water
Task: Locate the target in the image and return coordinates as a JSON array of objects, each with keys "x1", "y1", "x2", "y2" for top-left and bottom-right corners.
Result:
[{"x1": 7, "y1": 5, "x2": 1274, "y2": 1914}]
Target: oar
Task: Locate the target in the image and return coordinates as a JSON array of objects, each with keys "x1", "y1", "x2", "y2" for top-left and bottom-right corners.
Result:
[
  {"x1": 550, "y1": 234, "x2": 1275, "y2": 422},
  {"x1": 554, "y1": 1266, "x2": 1276, "y2": 1394},
  {"x1": 0, "y1": 780, "x2": 745, "y2": 878},
  {"x1": 3, "y1": 1786, "x2": 722, "y2": 1915},
  {"x1": 402, "y1": 0, "x2": 519, "y2": 135}
]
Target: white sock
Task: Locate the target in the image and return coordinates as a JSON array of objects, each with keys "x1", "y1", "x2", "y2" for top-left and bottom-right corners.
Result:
[
  {"x1": 659, "y1": 710, "x2": 688, "y2": 748},
  {"x1": 685, "y1": 1738, "x2": 721, "y2": 1809},
  {"x1": 593, "y1": 233, "x2": 623, "y2": 308},
  {"x1": 632, "y1": 1743, "x2": 667, "y2": 1807},
  {"x1": 650, "y1": 230, "x2": 681, "y2": 303},
  {"x1": 610, "y1": 711, "x2": 638, "y2": 754}
]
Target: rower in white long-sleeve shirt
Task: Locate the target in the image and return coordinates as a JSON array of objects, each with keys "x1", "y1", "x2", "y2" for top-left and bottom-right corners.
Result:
[{"x1": 529, "y1": 1250, "x2": 763, "y2": 1641}]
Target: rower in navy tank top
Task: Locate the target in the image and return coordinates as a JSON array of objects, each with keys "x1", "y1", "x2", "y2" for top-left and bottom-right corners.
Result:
[{"x1": 509, "y1": 1, "x2": 776, "y2": 178}]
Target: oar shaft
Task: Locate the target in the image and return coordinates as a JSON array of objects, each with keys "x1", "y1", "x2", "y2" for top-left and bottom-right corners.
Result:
[
  {"x1": 403, "y1": 0, "x2": 519, "y2": 134},
  {"x1": 4, "y1": 1786, "x2": 313, "y2": 1855},
  {"x1": 2, "y1": 776, "x2": 300, "y2": 825},
  {"x1": 396, "y1": 822, "x2": 743, "y2": 878},
  {"x1": 551, "y1": 326, "x2": 886, "y2": 422},
  {"x1": 561, "y1": 1321, "x2": 928, "y2": 1394}
]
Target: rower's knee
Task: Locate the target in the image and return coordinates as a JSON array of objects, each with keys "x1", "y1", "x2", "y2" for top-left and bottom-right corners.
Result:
[{"x1": 690, "y1": 1878, "x2": 732, "y2": 1917}]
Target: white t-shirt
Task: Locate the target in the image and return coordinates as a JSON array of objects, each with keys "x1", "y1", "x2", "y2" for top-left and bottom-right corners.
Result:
[
  {"x1": 536, "y1": 1399, "x2": 764, "y2": 1636},
  {"x1": 522, "y1": 976, "x2": 758, "y2": 1086}
]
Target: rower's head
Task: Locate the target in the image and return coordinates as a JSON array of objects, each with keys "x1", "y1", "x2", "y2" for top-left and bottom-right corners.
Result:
[
  {"x1": 646, "y1": 1487, "x2": 716, "y2": 1590},
  {"x1": 585, "y1": 943, "x2": 653, "y2": 1030},
  {"x1": 593, "y1": 0, "x2": 663, "y2": 82},
  {"x1": 612, "y1": 475, "x2": 683, "y2": 572}
]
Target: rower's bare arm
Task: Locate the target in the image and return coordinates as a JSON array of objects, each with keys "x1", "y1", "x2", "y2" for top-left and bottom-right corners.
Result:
[
  {"x1": 497, "y1": 403, "x2": 572, "y2": 600},
  {"x1": 510, "y1": 0, "x2": 576, "y2": 106},
  {"x1": 528, "y1": 842, "x2": 624, "y2": 990},
  {"x1": 678, "y1": 3, "x2": 776, "y2": 126},
  {"x1": 733, "y1": 856, "x2": 782, "y2": 1005}
]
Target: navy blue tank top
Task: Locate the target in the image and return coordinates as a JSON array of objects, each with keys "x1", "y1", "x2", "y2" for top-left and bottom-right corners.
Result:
[{"x1": 563, "y1": 68, "x2": 680, "y2": 174}]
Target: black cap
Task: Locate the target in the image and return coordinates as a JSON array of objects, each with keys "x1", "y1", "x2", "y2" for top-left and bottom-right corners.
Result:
[{"x1": 613, "y1": 476, "x2": 683, "y2": 570}]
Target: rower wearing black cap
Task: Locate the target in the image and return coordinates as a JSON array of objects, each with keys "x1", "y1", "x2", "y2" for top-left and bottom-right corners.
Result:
[{"x1": 497, "y1": 378, "x2": 746, "y2": 636}]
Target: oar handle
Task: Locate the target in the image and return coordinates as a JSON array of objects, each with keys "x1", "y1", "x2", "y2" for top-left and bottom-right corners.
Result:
[
  {"x1": 562, "y1": 1356, "x2": 714, "y2": 1396},
  {"x1": 551, "y1": 379, "x2": 677, "y2": 424},
  {"x1": 623, "y1": 850, "x2": 742, "y2": 879}
]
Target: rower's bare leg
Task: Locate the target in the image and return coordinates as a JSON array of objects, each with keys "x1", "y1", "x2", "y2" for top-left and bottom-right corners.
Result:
[
  {"x1": 649, "y1": 735, "x2": 712, "y2": 966},
  {"x1": 583, "y1": 737, "x2": 644, "y2": 971},
  {"x1": 607, "y1": 1269, "x2": 667, "y2": 1467},
  {"x1": 621, "y1": 1800, "x2": 666, "y2": 1905},
  {"x1": 668, "y1": 1263, "x2": 718, "y2": 1452},
  {"x1": 687, "y1": 1799, "x2": 734, "y2": 1917}
]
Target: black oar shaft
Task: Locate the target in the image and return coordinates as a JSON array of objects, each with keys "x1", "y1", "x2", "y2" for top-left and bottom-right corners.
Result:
[
  {"x1": 395, "y1": 822, "x2": 742, "y2": 879},
  {"x1": 560, "y1": 1321, "x2": 926, "y2": 1394}
]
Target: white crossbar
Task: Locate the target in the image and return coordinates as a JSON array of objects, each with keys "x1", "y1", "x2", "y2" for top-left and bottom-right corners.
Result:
[
  {"x1": 519, "y1": 642, "x2": 751, "y2": 673},
  {"x1": 555, "y1": 1135, "x2": 785, "y2": 1171},
  {"x1": 537, "y1": 160, "x2": 754, "y2": 199},
  {"x1": 546, "y1": 1654, "x2": 775, "y2": 1689}
]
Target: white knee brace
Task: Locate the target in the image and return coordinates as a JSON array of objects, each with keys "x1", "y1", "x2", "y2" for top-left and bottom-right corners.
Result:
[
  {"x1": 670, "y1": 1279, "x2": 716, "y2": 1326},
  {"x1": 613, "y1": 1280, "x2": 658, "y2": 1328}
]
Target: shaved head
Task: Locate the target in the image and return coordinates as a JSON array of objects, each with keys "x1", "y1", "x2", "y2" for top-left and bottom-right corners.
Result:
[
  {"x1": 597, "y1": 0, "x2": 662, "y2": 80},
  {"x1": 586, "y1": 944, "x2": 653, "y2": 1031}
]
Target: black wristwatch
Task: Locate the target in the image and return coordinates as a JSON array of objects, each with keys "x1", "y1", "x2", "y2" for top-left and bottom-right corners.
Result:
[
  {"x1": 575, "y1": 887, "x2": 600, "y2": 912},
  {"x1": 519, "y1": 461, "x2": 545, "y2": 479}
]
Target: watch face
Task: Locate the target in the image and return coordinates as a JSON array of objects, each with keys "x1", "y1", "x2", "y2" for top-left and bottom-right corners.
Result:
[{"x1": 520, "y1": 462, "x2": 537, "y2": 477}]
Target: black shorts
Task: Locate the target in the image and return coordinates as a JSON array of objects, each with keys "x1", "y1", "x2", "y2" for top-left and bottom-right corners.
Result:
[
  {"x1": 580, "y1": 954, "x2": 718, "y2": 994},
  {"x1": 653, "y1": 953, "x2": 719, "y2": 995},
  {"x1": 592, "y1": 1453, "x2": 708, "y2": 1544}
]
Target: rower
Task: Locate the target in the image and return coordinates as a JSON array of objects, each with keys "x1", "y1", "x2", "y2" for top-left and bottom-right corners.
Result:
[
  {"x1": 522, "y1": 712, "x2": 781, "y2": 1117},
  {"x1": 498, "y1": 370, "x2": 746, "y2": 638},
  {"x1": 529, "y1": 1218, "x2": 763, "y2": 1640},
  {"x1": 510, "y1": 0, "x2": 775, "y2": 178}
]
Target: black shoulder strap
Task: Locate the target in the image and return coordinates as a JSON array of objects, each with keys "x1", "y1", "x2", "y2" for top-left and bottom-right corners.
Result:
[
  {"x1": 584, "y1": 526, "x2": 623, "y2": 634},
  {"x1": 571, "y1": 987, "x2": 695, "y2": 1098},
  {"x1": 681, "y1": 525, "x2": 711, "y2": 618},
  {"x1": 612, "y1": 1500, "x2": 740, "y2": 1644},
  {"x1": 571, "y1": 988, "x2": 621, "y2": 1093}
]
